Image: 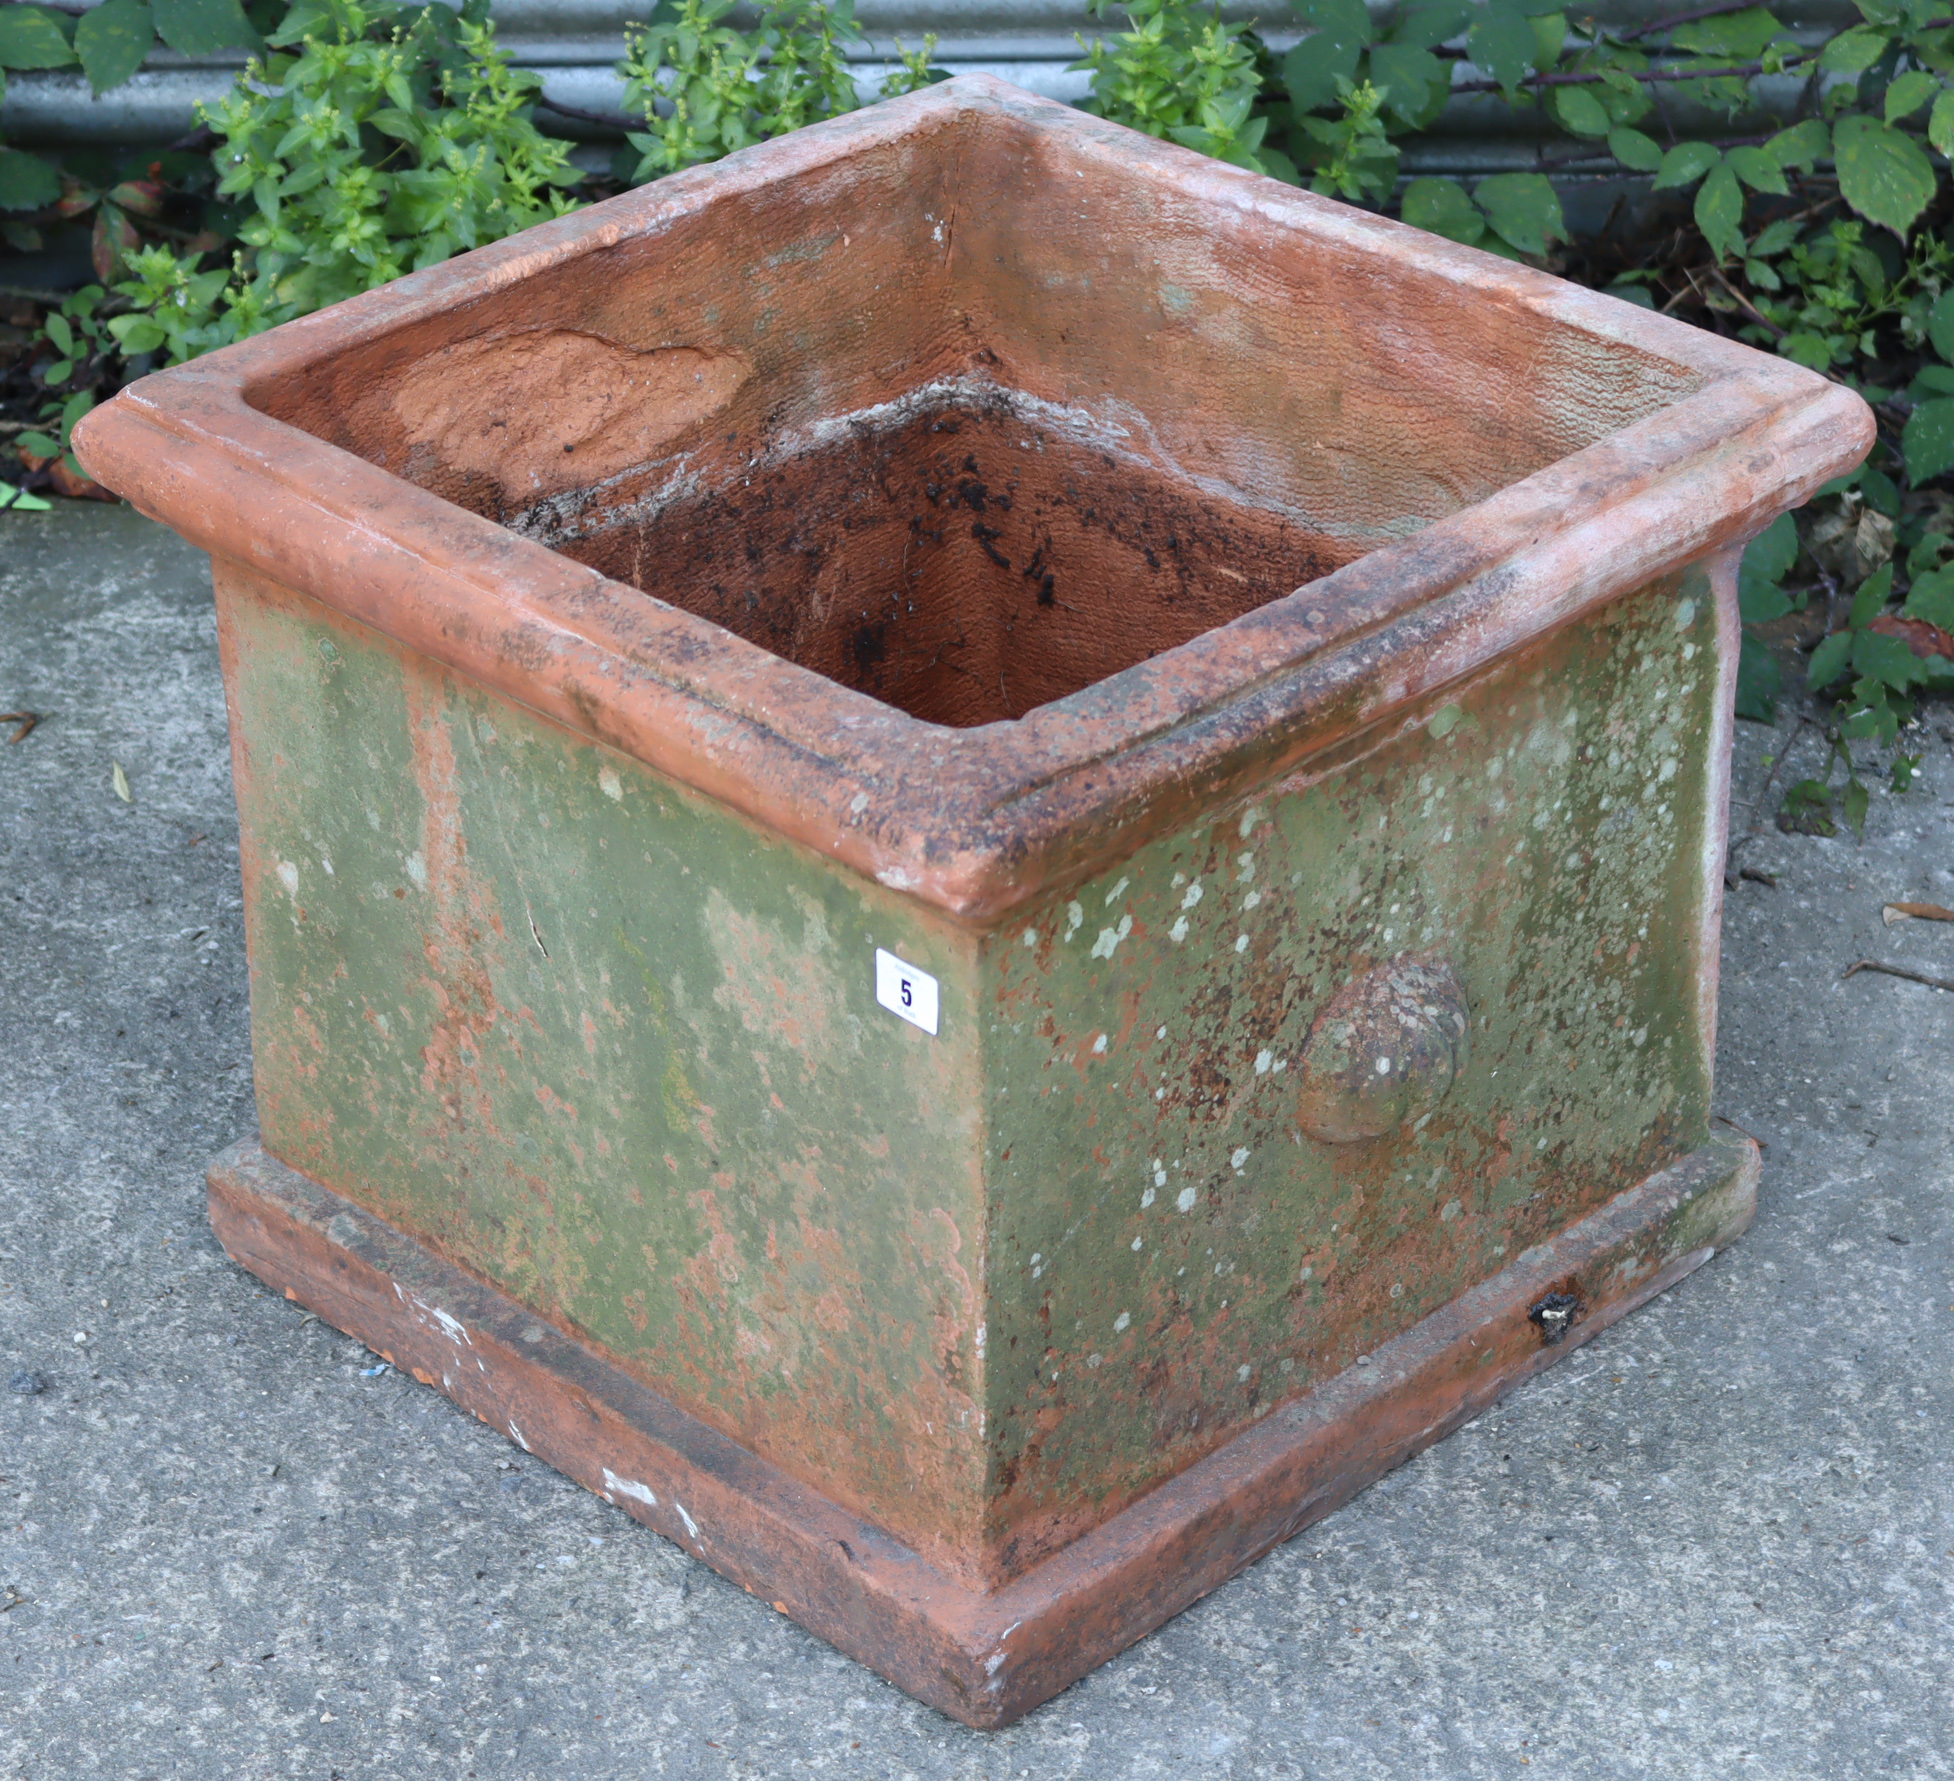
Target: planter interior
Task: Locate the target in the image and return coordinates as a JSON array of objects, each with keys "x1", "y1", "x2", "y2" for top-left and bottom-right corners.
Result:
[
  {"x1": 245, "y1": 93, "x2": 1700, "y2": 728},
  {"x1": 74, "y1": 75, "x2": 1871, "y2": 1729}
]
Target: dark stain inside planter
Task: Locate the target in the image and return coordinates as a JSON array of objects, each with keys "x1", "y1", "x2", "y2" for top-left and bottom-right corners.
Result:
[{"x1": 515, "y1": 394, "x2": 1361, "y2": 728}]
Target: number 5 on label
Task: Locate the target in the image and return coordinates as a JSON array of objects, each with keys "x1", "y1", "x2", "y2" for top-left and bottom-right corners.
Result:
[{"x1": 874, "y1": 948, "x2": 940, "y2": 1036}]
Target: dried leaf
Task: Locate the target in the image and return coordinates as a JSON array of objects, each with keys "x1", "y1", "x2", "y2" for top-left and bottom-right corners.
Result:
[
  {"x1": 1854, "y1": 507, "x2": 1897, "y2": 576},
  {"x1": 111, "y1": 760, "x2": 131, "y2": 802},
  {"x1": 1882, "y1": 901, "x2": 1954, "y2": 924},
  {"x1": 1805, "y1": 493, "x2": 1894, "y2": 585},
  {"x1": 1868, "y1": 613, "x2": 1954, "y2": 660}
]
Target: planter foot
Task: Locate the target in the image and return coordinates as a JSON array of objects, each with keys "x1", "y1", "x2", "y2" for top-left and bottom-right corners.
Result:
[{"x1": 208, "y1": 1134, "x2": 1757, "y2": 1727}]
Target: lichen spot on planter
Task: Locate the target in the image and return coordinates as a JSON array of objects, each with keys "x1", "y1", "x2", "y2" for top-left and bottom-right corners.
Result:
[{"x1": 389, "y1": 330, "x2": 747, "y2": 502}]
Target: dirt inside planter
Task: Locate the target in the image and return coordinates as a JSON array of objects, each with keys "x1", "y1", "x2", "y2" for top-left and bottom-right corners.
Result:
[{"x1": 506, "y1": 391, "x2": 1360, "y2": 728}]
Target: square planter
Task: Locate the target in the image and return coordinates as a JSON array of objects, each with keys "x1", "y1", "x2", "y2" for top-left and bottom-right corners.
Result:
[{"x1": 77, "y1": 76, "x2": 1869, "y2": 1726}]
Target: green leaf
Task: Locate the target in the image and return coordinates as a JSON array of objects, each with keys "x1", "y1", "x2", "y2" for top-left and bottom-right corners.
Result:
[
  {"x1": 1840, "y1": 775, "x2": 1869, "y2": 838},
  {"x1": 1849, "y1": 561, "x2": 1895, "y2": 626},
  {"x1": 1819, "y1": 25, "x2": 1890, "y2": 73},
  {"x1": 1528, "y1": 11, "x2": 1566, "y2": 67},
  {"x1": 43, "y1": 310, "x2": 73, "y2": 357},
  {"x1": 60, "y1": 388, "x2": 96, "y2": 437},
  {"x1": 1927, "y1": 288, "x2": 1954, "y2": 364},
  {"x1": 75, "y1": 0, "x2": 153, "y2": 94},
  {"x1": 0, "y1": 147, "x2": 61, "y2": 211},
  {"x1": 1671, "y1": 6, "x2": 1785, "y2": 57},
  {"x1": 1607, "y1": 126, "x2": 1663, "y2": 170},
  {"x1": 0, "y1": 480, "x2": 54, "y2": 513},
  {"x1": 1833, "y1": 114, "x2": 1936, "y2": 237},
  {"x1": 1694, "y1": 160, "x2": 1746, "y2": 261},
  {"x1": 0, "y1": 4, "x2": 75, "y2": 70},
  {"x1": 1903, "y1": 565, "x2": 1954, "y2": 628},
  {"x1": 107, "y1": 312, "x2": 167, "y2": 354},
  {"x1": 151, "y1": 0, "x2": 259, "y2": 57},
  {"x1": 1853, "y1": 627, "x2": 1932, "y2": 691},
  {"x1": 1255, "y1": 144, "x2": 1303, "y2": 185},
  {"x1": 1284, "y1": 0, "x2": 1371, "y2": 111},
  {"x1": 1807, "y1": 630, "x2": 1854, "y2": 689},
  {"x1": 1370, "y1": 42, "x2": 1448, "y2": 123},
  {"x1": 1466, "y1": 1, "x2": 1537, "y2": 94},
  {"x1": 1593, "y1": 65, "x2": 1651, "y2": 125},
  {"x1": 1294, "y1": 0, "x2": 1374, "y2": 30},
  {"x1": 1778, "y1": 777, "x2": 1835, "y2": 834},
  {"x1": 1838, "y1": 689, "x2": 1884, "y2": 742},
  {"x1": 1902, "y1": 395, "x2": 1954, "y2": 483},
  {"x1": 1908, "y1": 529, "x2": 1954, "y2": 576},
  {"x1": 1727, "y1": 144, "x2": 1788, "y2": 195},
  {"x1": 1395, "y1": 2, "x2": 1474, "y2": 50},
  {"x1": 1861, "y1": 464, "x2": 1902, "y2": 518},
  {"x1": 1746, "y1": 510, "x2": 1800, "y2": 583},
  {"x1": 1765, "y1": 119, "x2": 1828, "y2": 171},
  {"x1": 1474, "y1": 171, "x2": 1564, "y2": 255},
  {"x1": 1652, "y1": 139, "x2": 1721, "y2": 191},
  {"x1": 1740, "y1": 574, "x2": 1793, "y2": 623},
  {"x1": 1734, "y1": 631, "x2": 1781, "y2": 721},
  {"x1": 1908, "y1": 533, "x2": 1951, "y2": 579},
  {"x1": 1552, "y1": 85, "x2": 1611, "y2": 138},
  {"x1": 1883, "y1": 68, "x2": 1939, "y2": 121},
  {"x1": 1931, "y1": 88, "x2": 1954, "y2": 158},
  {"x1": 1401, "y1": 175, "x2": 1486, "y2": 244}
]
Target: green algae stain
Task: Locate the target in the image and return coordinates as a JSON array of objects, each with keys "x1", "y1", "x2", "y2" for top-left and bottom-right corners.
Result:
[
  {"x1": 974, "y1": 571, "x2": 1725, "y2": 1541},
  {"x1": 225, "y1": 583, "x2": 992, "y2": 1554}
]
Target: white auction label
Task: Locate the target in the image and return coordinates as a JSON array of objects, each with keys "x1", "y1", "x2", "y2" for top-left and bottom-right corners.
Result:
[{"x1": 874, "y1": 948, "x2": 939, "y2": 1035}]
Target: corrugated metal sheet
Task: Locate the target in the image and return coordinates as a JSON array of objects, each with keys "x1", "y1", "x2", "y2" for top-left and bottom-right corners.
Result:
[{"x1": 2, "y1": 0, "x2": 1860, "y2": 176}]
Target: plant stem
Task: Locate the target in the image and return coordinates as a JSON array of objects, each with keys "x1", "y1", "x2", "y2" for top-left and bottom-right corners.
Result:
[
  {"x1": 1710, "y1": 263, "x2": 1786, "y2": 336},
  {"x1": 1451, "y1": 51, "x2": 1814, "y2": 96},
  {"x1": 1534, "y1": 130, "x2": 1776, "y2": 170},
  {"x1": 1616, "y1": 1, "x2": 1762, "y2": 42}
]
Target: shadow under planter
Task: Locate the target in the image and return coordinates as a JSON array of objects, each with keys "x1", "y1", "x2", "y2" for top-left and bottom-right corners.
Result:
[{"x1": 75, "y1": 74, "x2": 1870, "y2": 1727}]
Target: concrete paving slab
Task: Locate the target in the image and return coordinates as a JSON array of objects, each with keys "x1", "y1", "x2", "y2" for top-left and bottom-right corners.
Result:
[{"x1": 1, "y1": 500, "x2": 1950, "y2": 1779}]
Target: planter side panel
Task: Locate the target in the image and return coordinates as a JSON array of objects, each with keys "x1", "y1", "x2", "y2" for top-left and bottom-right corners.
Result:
[
  {"x1": 977, "y1": 568, "x2": 1727, "y2": 1576},
  {"x1": 213, "y1": 564, "x2": 993, "y2": 1577}
]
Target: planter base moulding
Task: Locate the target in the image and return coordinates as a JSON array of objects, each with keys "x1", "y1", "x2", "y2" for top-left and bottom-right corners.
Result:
[
  {"x1": 210, "y1": 1130, "x2": 1757, "y2": 1728},
  {"x1": 76, "y1": 73, "x2": 1870, "y2": 1725}
]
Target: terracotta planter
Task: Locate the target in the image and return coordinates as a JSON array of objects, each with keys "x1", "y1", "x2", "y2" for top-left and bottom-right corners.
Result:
[{"x1": 75, "y1": 76, "x2": 1870, "y2": 1727}]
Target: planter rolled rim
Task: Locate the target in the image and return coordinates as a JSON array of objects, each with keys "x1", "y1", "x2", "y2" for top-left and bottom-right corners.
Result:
[{"x1": 73, "y1": 74, "x2": 1873, "y2": 924}]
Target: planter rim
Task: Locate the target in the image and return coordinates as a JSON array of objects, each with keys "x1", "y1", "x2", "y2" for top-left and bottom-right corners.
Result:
[{"x1": 74, "y1": 74, "x2": 1873, "y2": 923}]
